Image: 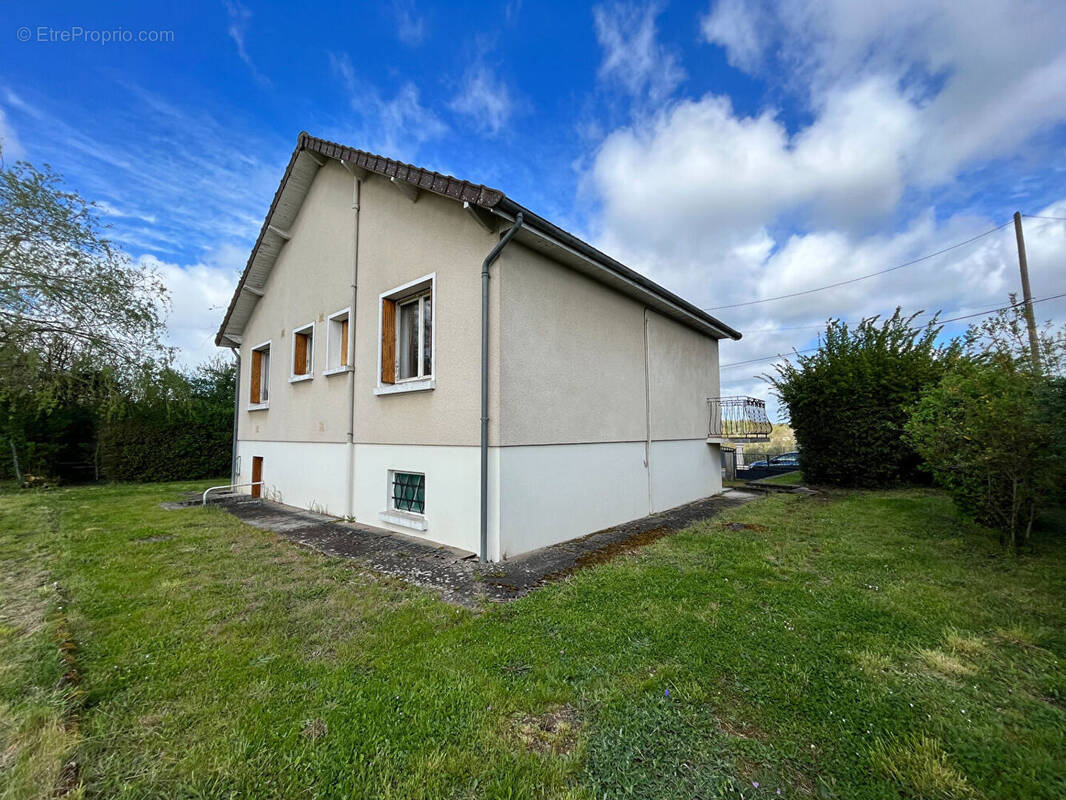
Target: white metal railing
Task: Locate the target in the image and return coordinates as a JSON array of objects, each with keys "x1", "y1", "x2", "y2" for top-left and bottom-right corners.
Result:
[
  {"x1": 202, "y1": 481, "x2": 263, "y2": 506},
  {"x1": 707, "y1": 396, "x2": 773, "y2": 441}
]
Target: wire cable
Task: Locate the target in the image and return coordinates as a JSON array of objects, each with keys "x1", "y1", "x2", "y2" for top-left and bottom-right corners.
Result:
[
  {"x1": 703, "y1": 221, "x2": 1013, "y2": 311},
  {"x1": 719, "y1": 292, "x2": 1066, "y2": 369},
  {"x1": 1021, "y1": 214, "x2": 1066, "y2": 222}
]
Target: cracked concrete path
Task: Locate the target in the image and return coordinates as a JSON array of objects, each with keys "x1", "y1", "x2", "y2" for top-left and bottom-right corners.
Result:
[{"x1": 168, "y1": 489, "x2": 761, "y2": 606}]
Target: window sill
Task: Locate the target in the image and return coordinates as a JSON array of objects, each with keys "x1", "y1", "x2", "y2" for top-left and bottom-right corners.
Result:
[
  {"x1": 323, "y1": 366, "x2": 352, "y2": 377},
  {"x1": 374, "y1": 378, "x2": 435, "y2": 396},
  {"x1": 379, "y1": 509, "x2": 428, "y2": 531},
  {"x1": 289, "y1": 374, "x2": 313, "y2": 383},
  {"x1": 246, "y1": 403, "x2": 269, "y2": 412}
]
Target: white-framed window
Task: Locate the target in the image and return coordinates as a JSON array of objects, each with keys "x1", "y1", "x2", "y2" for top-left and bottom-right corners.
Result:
[
  {"x1": 325, "y1": 308, "x2": 351, "y2": 375},
  {"x1": 248, "y1": 340, "x2": 271, "y2": 408},
  {"x1": 375, "y1": 273, "x2": 435, "y2": 395},
  {"x1": 290, "y1": 321, "x2": 314, "y2": 381},
  {"x1": 379, "y1": 469, "x2": 427, "y2": 531},
  {"x1": 391, "y1": 471, "x2": 425, "y2": 513}
]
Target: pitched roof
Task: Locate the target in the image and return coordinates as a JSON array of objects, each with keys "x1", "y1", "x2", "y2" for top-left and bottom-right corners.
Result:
[{"x1": 215, "y1": 133, "x2": 741, "y2": 346}]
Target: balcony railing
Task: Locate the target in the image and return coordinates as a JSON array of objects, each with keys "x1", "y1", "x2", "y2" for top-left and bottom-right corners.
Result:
[{"x1": 707, "y1": 396, "x2": 772, "y2": 442}]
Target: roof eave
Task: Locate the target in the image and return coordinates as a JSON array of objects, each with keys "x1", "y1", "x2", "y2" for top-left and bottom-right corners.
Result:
[
  {"x1": 493, "y1": 199, "x2": 742, "y2": 341},
  {"x1": 215, "y1": 132, "x2": 742, "y2": 349}
]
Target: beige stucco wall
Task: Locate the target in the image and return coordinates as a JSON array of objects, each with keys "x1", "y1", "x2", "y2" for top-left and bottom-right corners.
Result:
[
  {"x1": 496, "y1": 243, "x2": 649, "y2": 446},
  {"x1": 350, "y1": 176, "x2": 499, "y2": 447},
  {"x1": 237, "y1": 161, "x2": 502, "y2": 448},
  {"x1": 646, "y1": 308, "x2": 720, "y2": 440},
  {"x1": 236, "y1": 161, "x2": 355, "y2": 444},
  {"x1": 496, "y1": 243, "x2": 719, "y2": 446}
]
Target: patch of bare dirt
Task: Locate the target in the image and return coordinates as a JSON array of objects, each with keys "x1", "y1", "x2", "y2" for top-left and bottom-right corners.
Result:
[
  {"x1": 508, "y1": 705, "x2": 581, "y2": 756},
  {"x1": 574, "y1": 526, "x2": 674, "y2": 568},
  {"x1": 717, "y1": 716, "x2": 771, "y2": 743},
  {"x1": 301, "y1": 718, "x2": 328, "y2": 741},
  {"x1": 53, "y1": 759, "x2": 80, "y2": 797}
]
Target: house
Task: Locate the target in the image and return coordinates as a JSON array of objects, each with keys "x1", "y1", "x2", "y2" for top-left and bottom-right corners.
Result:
[{"x1": 215, "y1": 133, "x2": 742, "y2": 561}]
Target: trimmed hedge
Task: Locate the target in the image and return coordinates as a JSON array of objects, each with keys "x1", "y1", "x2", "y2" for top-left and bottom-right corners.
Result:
[
  {"x1": 99, "y1": 411, "x2": 231, "y2": 482},
  {"x1": 770, "y1": 311, "x2": 956, "y2": 488}
]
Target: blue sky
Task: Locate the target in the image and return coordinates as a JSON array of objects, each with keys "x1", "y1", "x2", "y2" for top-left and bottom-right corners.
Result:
[{"x1": 3, "y1": 0, "x2": 1066, "y2": 419}]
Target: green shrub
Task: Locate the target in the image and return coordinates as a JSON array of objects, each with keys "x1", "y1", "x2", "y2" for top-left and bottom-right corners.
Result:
[
  {"x1": 769, "y1": 310, "x2": 957, "y2": 487},
  {"x1": 904, "y1": 301, "x2": 1066, "y2": 548},
  {"x1": 98, "y1": 410, "x2": 232, "y2": 482},
  {"x1": 904, "y1": 365, "x2": 1063, "y2": 548}
]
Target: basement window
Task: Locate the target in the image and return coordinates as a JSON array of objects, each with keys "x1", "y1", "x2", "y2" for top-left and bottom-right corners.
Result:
[
  {"x1": 325, "y1": 308, "x2": 351, "y2": 375},
  {"x1": 380, "y1": 470, "x2": 428, "y2": 531},
  {"x1": 249, "y1": 341, "x2": 270, "y2": 408},
  {"x1": 376, "y1": 274, "x2": 435, "y2": 395},
  {"x1": 391, "y1": 471, "x2": 425, "y2": 513},
  {"x1": 290, "y1": 322, "x2": 314, "y2": 381}
]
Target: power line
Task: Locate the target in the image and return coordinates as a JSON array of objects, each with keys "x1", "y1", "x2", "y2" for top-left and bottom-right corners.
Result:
[
  {"x1": 704, "y1": 220, "x2": 1013, "y2": 311},
  {"x1": 719, "y1": 292, "x2": 1066, "y2": 370},
  {"x1": 937, "y1": 292, "x2": 1066, "y2": 326},
  {"x1": 738, "y1": 322, "x2": 828, "y2": 334},
  {"x1": 720, "y1": 346, "x2": 820, "y2": 369},
  {"x1": 1021, "y1": 214, "x2": 1066, "y2": 222},
  {"x1": 738, "y1": 300, "x2": 1009, "y2": 338}
]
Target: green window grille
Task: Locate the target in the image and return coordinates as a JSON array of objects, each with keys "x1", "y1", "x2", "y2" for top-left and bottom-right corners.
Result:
[{"x1": 391, "y1": 472, "x2": 425, "y2": 514}]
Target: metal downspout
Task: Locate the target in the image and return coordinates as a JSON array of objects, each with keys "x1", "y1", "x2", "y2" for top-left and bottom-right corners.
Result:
[
  {"x1": 643, "y1": 309, "x2": 653, "y2": 511},
  {"x1": 229, "y1": 347, "x2": 240, "y2": 486},
  {"x1": 480, "y1": 212, "x2": 524, "y2": 562},
  {"x1": 345, "y1": 173, "x2": 362, "y2": 520}
]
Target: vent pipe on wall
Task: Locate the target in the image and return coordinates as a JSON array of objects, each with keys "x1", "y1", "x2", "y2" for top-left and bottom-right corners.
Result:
[
  {"x1": 480, "y1": 212, "x2": 523, "y2": 562},
  {"x1": 341, "y1": 162, "x2": 364, "y2": 521},
  {"x1": 229, "y1": 347, "x2": 240, "y2": 485}
]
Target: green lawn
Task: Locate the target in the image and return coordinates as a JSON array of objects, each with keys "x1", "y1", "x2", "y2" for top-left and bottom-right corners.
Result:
[
  {"x1": 759, "y1": 470, "x2": 805, "y2": 486},
  {"x1": 2, "y1": 483, "x2": 1064, "y2": 799}
]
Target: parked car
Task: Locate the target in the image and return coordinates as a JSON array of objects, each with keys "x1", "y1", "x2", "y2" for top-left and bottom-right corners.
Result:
[{"x1": 748, "y1": 451, "x2": 800, "y2": 468}]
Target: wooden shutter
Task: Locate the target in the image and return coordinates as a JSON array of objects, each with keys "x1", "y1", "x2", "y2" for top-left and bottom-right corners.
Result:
[
  {"x1": 340, "y1": 318, "x2": 349, "y2": 366},
  {"x1": 381, "y1": 299, "x2": 396, "y2": 384},
  {"x1": 294, "y1": 332, "x2": 308, "y2": 375},
  {"x1": 250, "y1": 349, "x2": 262, "y2": 403}
]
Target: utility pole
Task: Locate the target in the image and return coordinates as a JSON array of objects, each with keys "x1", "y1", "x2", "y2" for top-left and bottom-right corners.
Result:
[{"x1": 1013, "y1": 212, "x2": 1042, "y2": 373}]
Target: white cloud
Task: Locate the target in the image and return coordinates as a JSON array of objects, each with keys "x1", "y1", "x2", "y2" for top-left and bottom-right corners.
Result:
[
  {"x1": 584, "y1": 0, "x2": 1066, "y2": 419},
  {"x1": 710, "y1": 208, "x2": 1066, "y2": 422},
  {"x1": 329, "y1": 53, "x2": 446, "y2": 159},
  {"x1": 96, "y1": 201, "x2": 157, "y2": 225},
  {"x1": 683, "y1": 207, "x2": 1066, "y2": 400},
  {"x1": 392, "y1": 0, "x2": 427, "y2": 46},
  {"x1": 1, "y1": 83, "x2": 283, "y2": 259},
  {"x1": 0, "y1": 81, "x2": 293, "y2": 369},
  {"x1": 0, "y1": 106, "x2": 23, "y2": 160},
  {"x1": 591, "y1": 76, "x2": 919, "y2": 264},
  {"x1": 224, "y1": 0, "x2": 271, "y2": 87},
  {"x1": 700, "y1": 0, "x2": 1066, "y2": 185},
  {"x1": 450, "y1": 63, "x2": 515, "y2": 136},
  {"x1": 143, "y1": 242, "x2": 248, "y2": 367},
  {"x1": 593, "y1": 2, "x2": 684, "y2": 103},
  {"x1": 700, "y1": 0, "x2": 766, "y2": 73}
]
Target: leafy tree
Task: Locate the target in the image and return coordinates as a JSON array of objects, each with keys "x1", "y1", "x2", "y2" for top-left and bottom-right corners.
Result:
[
  {"x1": 0, "y1": 152, "x2": 170, "y2": 480},
  {"x1": 964, "y1": 293, "x2": 1066, "y2": 375},
  {"x1": 768, "y1": 310, "x2": 959, "y2": 487},
  {"x1": 0, "y1": 155, "x2": 167, "y2": 362},
  {"x1": 904, "y1": 302, "x2": 1066, "y2": 548},
  {"x1": 742, "y1": 423, "x2": 797, "y2": 460}
]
